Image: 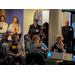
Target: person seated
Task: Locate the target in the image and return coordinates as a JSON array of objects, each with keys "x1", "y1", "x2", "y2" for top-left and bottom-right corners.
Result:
[
  {"x1": 51, "y1": 35, "x2": 66, "y2": 52},
  {"x1": 0, "y1": 33, "x2": 11, "y2": 59},
  {"x1": 26, "y1": 35, "x2": 48, "y2": 65},
  {"x1": 6, "y1": 34, "x2": 25, "y2": 65},
  {"x1": 0, "y1": 33, "x2": 11, "y2": 46}
]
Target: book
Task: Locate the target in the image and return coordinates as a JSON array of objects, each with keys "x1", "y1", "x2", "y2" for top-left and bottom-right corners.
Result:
[{"x1": 34, "y1": 43, "x2": 42, "y2": 49}]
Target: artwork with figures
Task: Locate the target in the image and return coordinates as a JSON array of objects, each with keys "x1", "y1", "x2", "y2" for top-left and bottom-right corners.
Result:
[
  {"x1": 34, "y1": 9, "x2": 42, "y2": 26},
  {"x1": 34, "y1": 9, "x2": 49, "y2": 27}
]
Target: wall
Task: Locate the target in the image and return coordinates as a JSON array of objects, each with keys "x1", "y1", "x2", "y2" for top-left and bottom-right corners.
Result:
[
  {"x1": 23, "y1": 9, "x2": 36, "y2": 35},
  {"x1": 23, "y1": 9, "x2": 49, "y2": 35},
  {"x1": 5, "y1": 9, "x2": 23, "y2": 43},
  {"x1": 48, "y1": 9, "x2": 70, "y2": 51},
  {"x1": 62, "y1": 12, "x2": 69, "y2": 26},
  {"x1": 48, "y1": 9, "x2": 62, "y2": 50}
]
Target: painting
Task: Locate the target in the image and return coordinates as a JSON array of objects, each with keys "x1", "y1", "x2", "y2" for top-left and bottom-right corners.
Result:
[{"x1": 34, "y1": 9, "x2": 42, "y2": 26}]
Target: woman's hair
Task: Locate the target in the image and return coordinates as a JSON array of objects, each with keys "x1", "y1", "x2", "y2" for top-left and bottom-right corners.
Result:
[
  {"x1": 43, "y1": 22, "x2": 49, "y2": 33},
  {"x1": 56, "y1": 35, "x2": 64, "y2": 41},
  {"x1": 0, "y1": 15, "x2": 5, "y2": 22},
  {"x1": 12, "y1": 16, "x2": 19, "y2": 23},
  {"x1": 32, "y1": 35, "x2": 40, "y2": 41}
]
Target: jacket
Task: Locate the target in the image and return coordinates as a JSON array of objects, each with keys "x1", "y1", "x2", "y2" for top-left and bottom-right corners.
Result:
[
  {"x1": 39, "y1": 31, "x2": 48, "y2": 47},
  {"x1": 6, "y1": 42, "x2": 26, "y2": 58},
  {"x1": 62, "y1": 26, "x2": 73, "y2": 43},
  {"x1": 29, "y1": 43, "x2": 48, "y2": 55},
  {"x1": 28, "y1": 24, "x2": 41, "y2": 39},
  {"x1": 0, "y1": 39, "x2": 11, "y2": 46},
  {"x1": 51, "y1": 42, "x2": 67, "y2": 52}
]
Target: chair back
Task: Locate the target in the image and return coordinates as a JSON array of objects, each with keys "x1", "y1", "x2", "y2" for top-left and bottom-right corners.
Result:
[
  {"x1": 24, "y1": 34, "x2": 29, "y2": 41},
  {"x1": 0, "y1": 33, "x2": 2, "y2": 41}
]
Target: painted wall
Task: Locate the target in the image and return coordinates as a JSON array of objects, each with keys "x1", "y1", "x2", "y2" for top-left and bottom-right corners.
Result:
[
  {"x1": 5, "y1": 9, "x2": 23, "y2": 43},
  {"x1": 23, "y1": 9, "x2": 36, "y2": 35}
]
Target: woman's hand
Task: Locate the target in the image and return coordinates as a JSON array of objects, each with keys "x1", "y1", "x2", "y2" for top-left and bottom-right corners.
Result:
[
  {"x1": 40, "y1": 30, "x2": 43, "y2": 34},
  {"x1": 12, "y1": 31, "x2": 17, "y2": 34},
  {"x1": 40, "y1": 47, "x2": 46, "y2": 52},
  {"x1": 32, "y1": 47, "x2": 37, "y2": 52},
  {"x1": 41, "y1": 33, "x2": 45, "y2": 37},
  {"x1": 60, "y1": 42, "x2": 64, "y2": 51}
]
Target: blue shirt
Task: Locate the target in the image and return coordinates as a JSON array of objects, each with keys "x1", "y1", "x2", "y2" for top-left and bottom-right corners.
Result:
[
  {"x1": 0, "y1": 39, "x2": 11, "y2": 46},
  {"x1": 29, "y1": 43, "x2": 48, "y2": 55},
  {"x1": 72, "y1": 22, "x2": 75, "y2": 38}
]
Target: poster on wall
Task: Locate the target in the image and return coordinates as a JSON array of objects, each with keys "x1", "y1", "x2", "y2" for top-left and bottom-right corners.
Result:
[
  {"x1": 34, "y1": 9, "x2": 42, "y2": 26},
  {"x1": 34, "y1": 9, "x2": 49, "y2": 27}
]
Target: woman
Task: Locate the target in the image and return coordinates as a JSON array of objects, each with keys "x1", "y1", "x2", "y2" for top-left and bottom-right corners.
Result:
[
  {"x1": 39, "y1": 22, "x2": 49, "y2": 47},
  {"x1": 8, "y1": 17, "x2": 21, "y2": 40},
  {"x1": 0, "y1": 15, "x2": 8, "y2": 33},
  {"x1": 26, "y1": 35, "x2": 48, "y2": 65},
  {"x1": 51, "y1": 35, "x2": 66, "y2": 52}
]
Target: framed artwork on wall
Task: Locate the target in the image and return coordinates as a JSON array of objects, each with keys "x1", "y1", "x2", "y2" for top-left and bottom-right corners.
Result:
[{"x1": 34, "y1": 9, "x2": 42, "y2": 26}]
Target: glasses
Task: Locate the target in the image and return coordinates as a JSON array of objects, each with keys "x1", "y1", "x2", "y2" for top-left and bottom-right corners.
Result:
[
  {"x1": 34, "y1": 39, "x2": 39, "y2": 41},
  {"x1": 1, "y1": 18, "x2": 4, "y2": 19}
]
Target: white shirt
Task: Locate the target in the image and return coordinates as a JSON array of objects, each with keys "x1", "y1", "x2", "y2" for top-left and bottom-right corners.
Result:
[{"x1": 0, "y1": 22, "x2": 8, "y2": 33}]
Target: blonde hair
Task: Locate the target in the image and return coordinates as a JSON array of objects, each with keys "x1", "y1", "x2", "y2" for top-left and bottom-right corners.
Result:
[
  {"x1": 56, "y1": 35, "x2": 64, "y2": 41},
  {"x1": 32, "y1": 35, "x2": 40, "y2": 41}
]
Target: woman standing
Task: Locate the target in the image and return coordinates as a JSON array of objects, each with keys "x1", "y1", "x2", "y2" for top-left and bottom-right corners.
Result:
[
  {"x1": 0, "y1": 15, "x2": 8, "y2": 33},
  {"x1": 8, "y1": 17, "x2": 22, "y2": 40},
  {"x1": 39, "y1": 22, "x2": 49, "y2": 47}
]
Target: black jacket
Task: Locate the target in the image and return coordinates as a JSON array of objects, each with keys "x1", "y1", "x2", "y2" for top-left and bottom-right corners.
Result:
[
  {"x1": 39, "y1": 31, "x2": 48, "y2": 47},
  {"x1": 62, "y1": 26, "x2": 73, "y2": 43},
  {"x1": 51, "y1": 42, "x2": 67, "y2": 52},
  {"x1": 28, "y1": 24, "x2": 41, "y2": 35}
]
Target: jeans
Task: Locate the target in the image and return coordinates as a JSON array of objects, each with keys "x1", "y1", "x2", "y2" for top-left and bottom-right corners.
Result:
[
  {"x1": 7, "y1": 55, "x2": 24, "y2": 65},
  {"x1": 26, "y1": 52, "x2": 46, "y2": 65}
]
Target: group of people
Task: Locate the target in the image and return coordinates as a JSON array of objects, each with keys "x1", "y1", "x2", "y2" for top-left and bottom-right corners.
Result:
[
  {"x1": 26, "y1": 18, "x2": 49, "y2": 65},
  {"x1": 0, "y1": 14, "x2": 74, "y2": 65},
  {"x1": 51, "y1": 20, "x2": 73, "y2": 53},
  {"x1": 27, "y1": 19, "x2": 74, "y2": 65},
  {"x1": 0, "y1": 15, "x2": 24, "y2": 65},
  {"x1": 0, "y1": 15, "x2": 22, "y2": 40}
]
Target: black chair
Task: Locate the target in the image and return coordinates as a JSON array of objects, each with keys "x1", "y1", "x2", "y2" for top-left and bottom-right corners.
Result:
[
  {"x1": 24, "y1": 34, "x2": 30, "y2": 54},
  {"x1": 0, "y1": 33, "x2": 2, "y2": 41}
]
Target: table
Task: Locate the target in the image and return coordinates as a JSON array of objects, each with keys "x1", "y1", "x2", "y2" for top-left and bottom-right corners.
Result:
[{"x1": 46, "y1": 58, "x2": 75, "y2": 65}]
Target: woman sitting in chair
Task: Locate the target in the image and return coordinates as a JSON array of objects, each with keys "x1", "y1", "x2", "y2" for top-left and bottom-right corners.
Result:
[
  {"x1": 51, "y1": 35, "x2": 66, "y2": 52},
  {"x1": 26, "y1": 35, "x2": 48, "y2": 65}
]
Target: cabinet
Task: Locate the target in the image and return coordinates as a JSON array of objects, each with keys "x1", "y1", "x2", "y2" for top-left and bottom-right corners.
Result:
[{"x1": 0, "y1": 9, "x2": 5, "y2": 16}]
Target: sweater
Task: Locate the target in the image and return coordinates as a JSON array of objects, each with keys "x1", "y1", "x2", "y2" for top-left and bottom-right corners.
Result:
[{"x1": 29, "y1": 43, "x2": 48, "y2": 55}]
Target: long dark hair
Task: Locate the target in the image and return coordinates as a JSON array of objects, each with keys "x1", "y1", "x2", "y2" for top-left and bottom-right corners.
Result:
[
  {"x1": 0, "y1": 15, "x2": 5, "y2": 22},
  {"x1": 43, "y1": 22, "x2": 49, "y2": 33}
]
